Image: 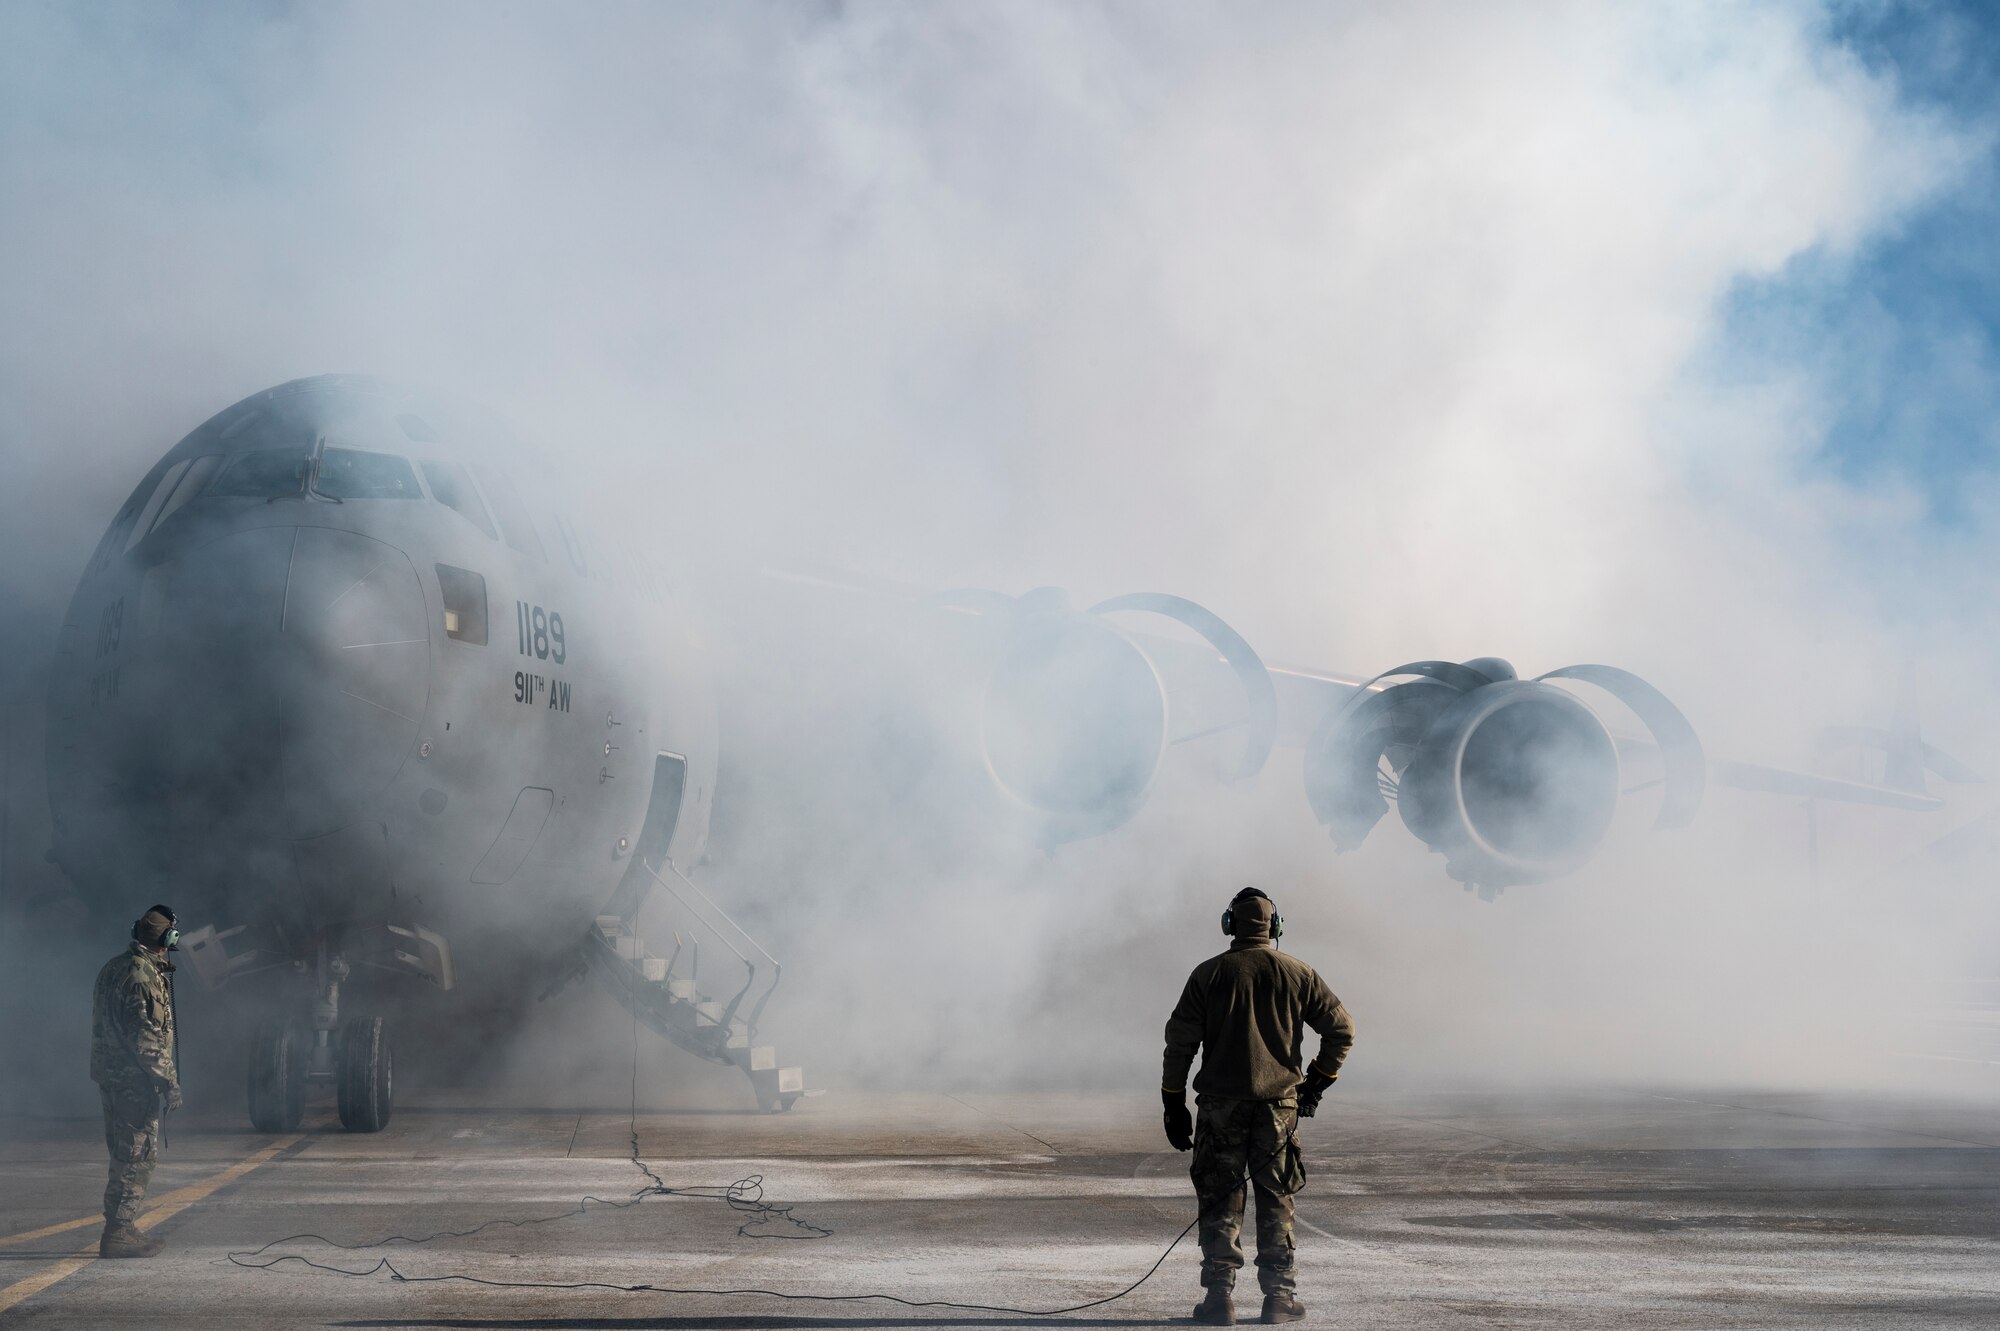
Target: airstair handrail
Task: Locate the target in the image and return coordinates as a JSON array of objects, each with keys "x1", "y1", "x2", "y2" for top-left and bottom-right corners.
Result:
[
  {"x1": 639, "y1": 859, "x2": 785, "y2": 1036},
  {"x1": 645, "y1": 859, "x2": 781, "y2": 969}
]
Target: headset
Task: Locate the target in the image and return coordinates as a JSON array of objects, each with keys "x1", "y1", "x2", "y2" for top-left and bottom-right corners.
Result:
[
  {"x1": 118, "y1": 904, "x2": 183, "y2": 1141},
  {"x1": 133, "y1": 903, "x2": 180, "y2": 951},
  {"x1": 1219, "y1": 886, "x2": 1283, "y2": 940}
]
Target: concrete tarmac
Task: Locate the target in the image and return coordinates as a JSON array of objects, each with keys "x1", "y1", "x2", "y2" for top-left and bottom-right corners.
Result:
[{"x1": 2, "y1": 1084, "x2": 1997, "y2": 1328}]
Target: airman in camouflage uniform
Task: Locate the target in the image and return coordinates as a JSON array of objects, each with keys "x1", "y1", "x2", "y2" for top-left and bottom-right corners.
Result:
[
  {"x1": 90, "y1": 906, "x2": 182, "y2": 1258},
  {"x1": 1163, "y1": 888, "x2": 1354, "y2": 1325}
]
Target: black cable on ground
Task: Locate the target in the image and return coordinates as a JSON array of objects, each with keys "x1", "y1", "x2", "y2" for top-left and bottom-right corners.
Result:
[{"x1": 227, "y1": 1008, "x2": 1296, "y2": 1316}]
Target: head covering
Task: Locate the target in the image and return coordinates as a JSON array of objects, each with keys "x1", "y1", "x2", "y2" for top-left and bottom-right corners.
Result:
[
  {"x1": 132, "y1": 907, "x2": 176, "y2": 948},
  {"x1": 1227, "y1": 889, "x2": 1275, "y2": 940}
]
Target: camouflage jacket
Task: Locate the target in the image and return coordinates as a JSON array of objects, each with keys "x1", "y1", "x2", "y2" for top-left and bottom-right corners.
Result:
[
  {"x1": 90, "y1": 942, "x2": 177, "y2": 1092},
  {"x1": 1163, "y1": 939, "x2": 1353, "y2": 1101}
]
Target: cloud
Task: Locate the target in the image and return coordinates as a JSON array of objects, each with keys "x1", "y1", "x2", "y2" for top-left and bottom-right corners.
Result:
[{"x1": 1, "y1": 1, "x2": 1992, "y2": 1098}]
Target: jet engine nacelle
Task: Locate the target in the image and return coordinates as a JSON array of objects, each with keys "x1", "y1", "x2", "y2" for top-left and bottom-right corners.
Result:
[
  {"x1": 1304, "y1": 659, "x2": 1705, "y2": 891},
  {"x1": 1397, "y1": 681, "x2": 1621, "y2": 884},
  {"x1": 980, "y1": 610, "x2": 1169, "y2": 843},
  {"x1": 950, "y1": 589, "x2": 1278, "y2": 844}
]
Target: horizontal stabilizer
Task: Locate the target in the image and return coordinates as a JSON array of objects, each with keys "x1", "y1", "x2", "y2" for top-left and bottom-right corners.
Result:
[
  {"x1": 1713, "y1": 759, "x2": 1945, "y2": 811},
  {"x1": 1814, "y1": 725, "x2": 1984, "y2": 788}
]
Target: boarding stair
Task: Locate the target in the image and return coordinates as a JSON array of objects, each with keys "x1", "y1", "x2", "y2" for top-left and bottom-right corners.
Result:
[{"x1": 584, "y1": 858, "x2": 807, "y2": 1112}]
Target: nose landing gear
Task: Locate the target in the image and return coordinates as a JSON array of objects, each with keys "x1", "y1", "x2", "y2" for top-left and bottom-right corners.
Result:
[
  {"x1": 246, "y1": 1020, "x2": 306, "y2": 1133},
  {"x1": 187, "y1": 919, "x2": 445, "y2": 1134},
  {"x1": 241, "y1": 948, "x2": 396, "y2": 1133},
  {"x1": 336, "y1": 1015, "x2": 394, "y2": 1132}
]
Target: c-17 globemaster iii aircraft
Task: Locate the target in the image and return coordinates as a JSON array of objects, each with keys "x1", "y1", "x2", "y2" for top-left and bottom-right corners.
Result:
[{"x1": 43, "y1": 376, "x2": 1963, "y2": 1134}]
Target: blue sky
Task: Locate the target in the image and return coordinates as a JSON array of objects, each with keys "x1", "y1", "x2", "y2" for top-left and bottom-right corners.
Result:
[
  {"x1": 3, "y1": 0, "x2": 1994, "y2": 689},
  {"x1": 1718, "y1": 1, "x2": 2000, "y2": 522}
]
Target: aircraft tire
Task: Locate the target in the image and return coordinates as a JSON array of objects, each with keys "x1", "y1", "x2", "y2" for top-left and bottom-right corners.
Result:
[
  {"x1": 336, "y1": 1016, "x2": 393, "y2": 1133},
  {"x1": 246, "y1": 1021, "x2": 305, "y2": 1133}
]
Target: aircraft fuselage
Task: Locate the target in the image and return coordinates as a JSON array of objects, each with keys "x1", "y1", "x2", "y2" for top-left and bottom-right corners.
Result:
[{"x1": 47, "y1": 376, "x2": 717, "y2": 979}]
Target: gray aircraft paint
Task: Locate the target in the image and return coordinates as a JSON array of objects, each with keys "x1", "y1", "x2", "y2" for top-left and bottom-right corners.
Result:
[{"x1": 48, "y1": 376, "x2": 718, "y2": 981}]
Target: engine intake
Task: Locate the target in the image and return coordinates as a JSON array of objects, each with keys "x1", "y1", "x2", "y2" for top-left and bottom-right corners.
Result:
[
  {"x1": 1398, "y1": 682, "x2": 1620, "y2": 883},
  {"x1": 1305, "y1": 659, "x2": 1704, "y2": 892},
  {"x1": 980, "y1": 612, "x2": 1169, "y2": 843},
  {"x1": 955, "y1": 589, "x2": 1277, "y2": 844}
]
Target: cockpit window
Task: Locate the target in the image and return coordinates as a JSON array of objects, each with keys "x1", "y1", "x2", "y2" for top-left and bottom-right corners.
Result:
[
  {"x1": 473, "y1": 465, "x2": 547, "y2": 561},
  {"x1": 315, "y1": 447, "x2": 424, "y2": 500},
  {"x1": 419, "y1": 460, "x2": 498, "y2": 540},
  {"x1": 148, "y1": 455, "x2": 222, "y2": 534},
  {"x1": 210, "y1": 448, "x2": 310, "y2": 499},
  {"x1": 125, "y1": 460, "x2": 190, "y2": 552}
]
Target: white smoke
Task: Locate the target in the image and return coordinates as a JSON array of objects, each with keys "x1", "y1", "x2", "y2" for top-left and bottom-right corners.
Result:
[{"x1": 2, "y1": 2, "x2": 1995, "y2": 1101}]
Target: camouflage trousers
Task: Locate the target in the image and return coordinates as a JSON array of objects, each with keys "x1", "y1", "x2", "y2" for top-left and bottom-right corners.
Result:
[
  {"x1": 99, "y1": 1082, "x2": 161, "y2": 1225},
  {"x1": 1190, "y1": 1096, "x2": 1305, "y2": 1295}
]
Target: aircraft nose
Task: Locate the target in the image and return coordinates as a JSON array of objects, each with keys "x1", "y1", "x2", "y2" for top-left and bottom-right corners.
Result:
[
  {"x1": 276, "y1": 527, "x2": 431, "y2": 837},
  {"x1": 139, "y1": 525, "x2": 431, "y2": 840}
]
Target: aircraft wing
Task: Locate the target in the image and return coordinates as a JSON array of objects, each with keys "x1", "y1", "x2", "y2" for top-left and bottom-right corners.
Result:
[{"x1": 736, "y1": 570, "x2": 1969, "y2": 892}]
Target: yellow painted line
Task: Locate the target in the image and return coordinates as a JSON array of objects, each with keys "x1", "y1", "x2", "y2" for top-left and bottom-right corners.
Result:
[
  {"x1": 0, "y1": 1237, "x2": 102, "y2": 1318},
  {"x1": 0, "y1": 1134, "x2": 304, "y2": 1248},
  {"x1": 0, "y1": 1134, "x2": 303, "y2": 1316},
  {"x1": 0, "y1": 1217, "x2": 95, "y2": 1249}
]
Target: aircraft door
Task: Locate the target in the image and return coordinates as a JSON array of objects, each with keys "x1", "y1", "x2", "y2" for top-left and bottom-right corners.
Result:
[
  {"x1": 601, "y1": 753, "x2": 686, "y2": 921},
  {"x1": 632, "y1": 753, "x2": 688, "y2": 870}
]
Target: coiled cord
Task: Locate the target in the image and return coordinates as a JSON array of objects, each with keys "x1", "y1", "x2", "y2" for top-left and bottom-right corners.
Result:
[{"x1": 227, "y1": 1009, "x2": 1298, "y2": 1316}]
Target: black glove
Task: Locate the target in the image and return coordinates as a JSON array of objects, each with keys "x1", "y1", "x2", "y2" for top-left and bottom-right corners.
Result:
[
  {"x1": 1297, "y1": 1065, "x2": 1336, "y2": 1118},
  {"x1": 1162, "y1": 1089, "x2": 1194, "y2": 1151}
]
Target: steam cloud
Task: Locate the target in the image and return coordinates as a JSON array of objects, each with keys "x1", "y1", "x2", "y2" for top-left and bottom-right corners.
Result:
[{"x1": 2, "y1": 2, "x2": 1996, "y2": 1110}]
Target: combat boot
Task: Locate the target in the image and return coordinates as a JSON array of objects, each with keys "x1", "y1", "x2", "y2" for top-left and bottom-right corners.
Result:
[
  {"x1": 1193, "y1": 1286, "x2": 1235, "y2": 1325},
  {"x1": 1260, "y1": 1293, "x2": 1306, "y2": 1324},
  {"x1": 98, "y1": 1221, "x2": 161, "y2": 1258}
]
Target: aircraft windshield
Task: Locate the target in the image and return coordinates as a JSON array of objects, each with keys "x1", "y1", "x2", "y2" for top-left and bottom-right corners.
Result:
[
  {"x1": 316, "y1": 447, "x2": 423, "y2": 500},
  {"x1": 150, "y1": 455, "x2": 222, "y2": 532},
  {"x1": 420, "y1": 459, "x2": 498, "y2": 540},
  {"x1": 474, "y1": 465, "x2": 546, "y2": 561},
  {"x1": 124, "y1": 460, "x2": 190, "y2": 551},
  {"x1": 209, "y1": 448, "x2": 310, "y2": 499}
]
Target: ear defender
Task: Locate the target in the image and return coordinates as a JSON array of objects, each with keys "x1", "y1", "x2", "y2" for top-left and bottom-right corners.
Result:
[
  {"x1": 133, "y1": 904, "x2": 179, "y2": 950},
  {"x1": 1221, "y1": 887, "x2": 1282, "y2": 938}
]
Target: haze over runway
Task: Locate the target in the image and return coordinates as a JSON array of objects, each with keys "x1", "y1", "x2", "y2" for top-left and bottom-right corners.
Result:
[{"x1": 4, "y1": 1081, "x2": 1999, "y2": 1329}]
